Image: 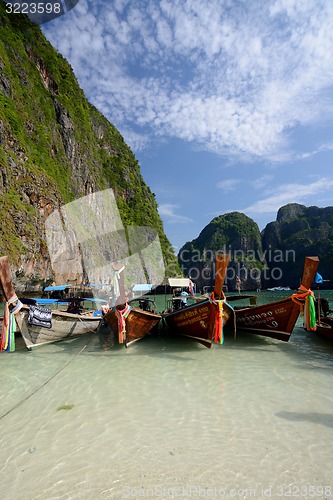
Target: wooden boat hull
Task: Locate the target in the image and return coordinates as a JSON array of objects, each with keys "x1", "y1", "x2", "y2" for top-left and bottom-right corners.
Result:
[
  {"x1": 312, "y1": 317, "x2": 333, "y2": 341},
  {"x1": 103, "y1": 306, "x2": 161, "y2": 346},
  {"x1": 163, "y1": 299, "x2": 233, "y2": 348},
  {"x1": 314, "y1": 324, "x2": 333, "y2": 341},
  {"x1": 229, "y1": 255, "x2": 320, "y2": 342},
  {"x1": 163, "y1": 253, "x2": 231, "y2": 348},
  {"x1": 234, "y1": 297, "x2": 301, "y2": 341},
  {"x1": 317, "y1": 316, "x2": 333, "y2": 327},
  {"x1": 16, "y1": 306, "x2": 101, "y2": 348}
]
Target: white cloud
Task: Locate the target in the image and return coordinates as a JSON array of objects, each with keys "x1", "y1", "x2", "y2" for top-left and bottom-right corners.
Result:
[
  {"x1": 251, "y1": 175, "x2": 274, "y2": 190},
  {"x1": 242, "y1": 177, "x2": 333, "y2": 215},
  {"x1": 216, "y1": 179, "x2": 241, "y2": 192},
  {"x1": 297, "y1": 142, "x2": 333, "y2": 160},
  {"x1": 158, "y1": 204, "x2": 193, "y2": 224},
  {"x1": 42, "y1": 0, "x2": 333, "y2": 161}
]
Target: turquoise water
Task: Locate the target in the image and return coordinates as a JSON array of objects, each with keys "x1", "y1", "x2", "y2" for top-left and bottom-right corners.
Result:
[{"x1": 1, "y1": 291, "x2": 333, "y2": 499}]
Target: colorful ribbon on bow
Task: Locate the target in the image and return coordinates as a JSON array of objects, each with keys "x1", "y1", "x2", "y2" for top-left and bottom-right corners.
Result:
[
  {"x1": 291, "y1": 285, "x2": 316, "y2": 331},
  {"x1": 115, "y1": 302, "x2": 132, "y2": 344},
  {"x1": 0, "y1": 295, "x2": 23, "y2": 352},
  {"x1": 210, "y1": 291, "x2": 226, "y2": 344}
]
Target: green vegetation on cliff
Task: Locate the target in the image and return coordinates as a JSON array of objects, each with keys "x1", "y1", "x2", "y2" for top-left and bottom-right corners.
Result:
[
  {"x1": 0, "y1": 2, "x2": 179, "y2": 278},
  {"x1": 180, "y1": 212, "x2": 262, "y2": 260}
]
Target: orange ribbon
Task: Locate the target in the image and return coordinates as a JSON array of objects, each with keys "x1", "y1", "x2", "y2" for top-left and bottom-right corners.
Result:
[
  {"x1": 291, "y1": 285, "x2": 316, "y2": 331},
  {"x1": 115, "y1": 302, "x2": 132, "y2": 344},
  {"x1": 211, "y1": 291, "x2": 226, "y2": 344}
]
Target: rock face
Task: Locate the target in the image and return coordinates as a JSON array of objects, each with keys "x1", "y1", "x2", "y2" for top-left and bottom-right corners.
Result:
[
  {"x1": 262, "y1": 203, "x2": 333, "y2": 288},
  {"x1": 0, "y1": 3, "x2": 178, "y2": 291}
]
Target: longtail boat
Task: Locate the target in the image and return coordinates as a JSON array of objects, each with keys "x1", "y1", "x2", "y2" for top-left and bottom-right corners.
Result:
[
  {"x1": 304, "y1": 293, "x2": 333, "y2": 341},
  {"x1": 229, "y1": 256, "x2": 320, "y2": 341},
  {"x1": 102, "y1": 275, "x2": 161, "y2": 347},
  {"x1": 162, "y1": 253, "x2": 233, "y2": 348},
  {"x1": 312, "y1": 318, "x2": 333, "y2": 341},
  {"x1": 0, "y1": 256, "x2": 102, "y2": 350}
]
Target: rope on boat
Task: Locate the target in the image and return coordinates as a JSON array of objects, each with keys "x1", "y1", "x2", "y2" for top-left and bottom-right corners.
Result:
[
  {"x1": 291, "y1": 285, "x2": 317, "y2": 331},
  {"x1": 0, "y1": 338, "x2": 92, "y2": 422},
  {"x1": 76, "y1": 313, "x2": 103, "y2": 333}
]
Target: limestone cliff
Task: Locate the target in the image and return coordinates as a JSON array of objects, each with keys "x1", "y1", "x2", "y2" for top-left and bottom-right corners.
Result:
[
  {"x1": 262, "y1": 203, "x2": 333, "y2": 287},
  {"x1": 0, "y1": 3, "x2": 179, "y2": 291}
]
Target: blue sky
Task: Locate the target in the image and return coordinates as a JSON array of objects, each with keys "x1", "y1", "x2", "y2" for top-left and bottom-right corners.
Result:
[{"x1": 42, "y1": 0, "x2": 333, "y2": 253}]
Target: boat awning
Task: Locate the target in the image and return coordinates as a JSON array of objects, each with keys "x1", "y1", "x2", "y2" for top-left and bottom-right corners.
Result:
[
  {"x1": 44, "y1": 285, "x2": 73, "y2": 291},
  {"x1": 30, "y1": 298, "x2": 70, "y2": 305},
  {"x1": 29, "y1": 297, "x2": 108, "y2": 305},
  {"x1": 83, "y1": 297, "x2": 108, "y2": 303},
  {"x1": 132, "y1": 284, "x2": 153, "y2": 292},
  {"x1": 167, "y1": 278, "x2": 191, "y2": 287}
]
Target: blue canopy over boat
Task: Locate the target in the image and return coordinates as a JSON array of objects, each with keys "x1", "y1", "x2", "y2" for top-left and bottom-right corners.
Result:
[
  {"x1": 23, "y1": 298, "x2": 69, "y2": 305},
  {"x1": 44, "y1": 285, "x2": 73, "y2": 291},
  {"x1": 132, "y1": 284, "x2": 153, "y2": 292},
  {"x1": 24, "y1": 297, "x2": 108, "y2": 305},
  {"x1": 82, "y1": 297, "x2": 108, "y2": 303}
]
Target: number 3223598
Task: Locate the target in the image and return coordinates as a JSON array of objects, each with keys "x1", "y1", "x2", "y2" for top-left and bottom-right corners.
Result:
[{"x1": 5, "y1": 3, "x2": 62, "y2": 15}]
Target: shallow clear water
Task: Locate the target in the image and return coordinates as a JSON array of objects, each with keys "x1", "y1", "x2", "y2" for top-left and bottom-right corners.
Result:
[{"x1": 1, "y1": 291, "x2": 333, "y2": 499}]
